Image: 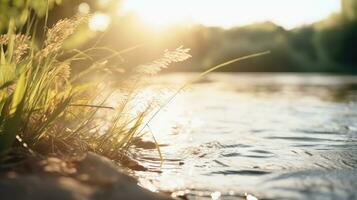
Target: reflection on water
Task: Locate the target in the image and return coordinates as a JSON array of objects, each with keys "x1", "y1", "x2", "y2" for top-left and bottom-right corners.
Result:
[{"x1": 133, "y1": 73, "x2": 357, "y2": 200}]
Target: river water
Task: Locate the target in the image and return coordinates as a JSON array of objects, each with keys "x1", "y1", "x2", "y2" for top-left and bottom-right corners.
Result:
[{"x1": 132, "y1": 73, "x2": 357, "y2": 200}]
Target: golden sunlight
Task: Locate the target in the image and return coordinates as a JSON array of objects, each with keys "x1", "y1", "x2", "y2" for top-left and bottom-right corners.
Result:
[
  {"x1": 1, "y1": 0, "x2": 357, "y2": 200},
  {"x1": 121, "y1": 0, "x2": 340, "y2": 29}
]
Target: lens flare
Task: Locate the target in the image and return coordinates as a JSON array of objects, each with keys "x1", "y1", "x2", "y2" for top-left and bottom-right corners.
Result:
[{"x1": 89, "y1": 12, "x2": 111, "y2": 32}]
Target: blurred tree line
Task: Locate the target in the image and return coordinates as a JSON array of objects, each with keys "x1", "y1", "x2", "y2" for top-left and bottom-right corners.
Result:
[{"x1": 1, "y1": 0, "x2": 356, "y2": 73}]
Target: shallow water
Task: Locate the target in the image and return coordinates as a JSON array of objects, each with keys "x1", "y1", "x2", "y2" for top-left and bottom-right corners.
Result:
[{"x1": 133, "y1": 73, "x2": 357, "y2": 200}]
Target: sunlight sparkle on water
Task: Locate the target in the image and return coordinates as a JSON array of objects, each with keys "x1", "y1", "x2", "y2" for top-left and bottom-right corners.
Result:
[
  {"x1": 246, "y1": 193, "x2": 259, "y2": 200},
  {"x1": 211, "y1": 191, "x2": 221, "y2": 200}
]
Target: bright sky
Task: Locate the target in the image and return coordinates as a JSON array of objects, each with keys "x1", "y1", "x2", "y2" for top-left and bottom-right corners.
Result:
[{"x1": 121, "y1": 0, "x2": 341, "y2": 29}]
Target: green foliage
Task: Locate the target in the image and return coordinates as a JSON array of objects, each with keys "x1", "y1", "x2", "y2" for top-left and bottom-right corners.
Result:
[
  {"x1": 312, "y1": 0, "x2": 357, "y2": 71},
  {"x1": 0, "y1": 16, "x2": 75, "y2": 156},
  {"x1": 0, "y1": 0, "x2": 62, "y2": 32},
  {"x1": 342, "y1": 0, "x2": 357, "y2": 21}
]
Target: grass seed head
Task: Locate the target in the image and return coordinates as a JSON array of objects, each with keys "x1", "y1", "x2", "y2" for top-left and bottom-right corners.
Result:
[
  {"x1": 135, "y1": 46, "x2": 191, "y2": 75},
  {"x1": 41, "y1": 16, "x2": 86, "y2": 57},
  {"x1": 13, "y1": 35, "x2": 31, "y2": 63}
]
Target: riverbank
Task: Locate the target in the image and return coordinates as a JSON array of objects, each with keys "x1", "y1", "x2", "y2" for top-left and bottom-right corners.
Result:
[{"x1": 0, "y1": 152, "x2": 171, "y2": 200}]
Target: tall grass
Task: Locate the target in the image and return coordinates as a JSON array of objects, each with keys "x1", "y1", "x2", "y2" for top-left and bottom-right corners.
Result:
[
  {"x1": 0, "y1": 16, "x2": 87, "y2": 157},
  {"x1": 0, "y1": 13, "x2": 193, "y2": 162},
  {"x1": 0, "y1": 8, "x2": 269, "y2": 164}
]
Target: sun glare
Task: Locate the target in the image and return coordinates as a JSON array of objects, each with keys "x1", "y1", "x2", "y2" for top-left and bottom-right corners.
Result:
[
  {"x1": 120, "y1": 2, "x2": 194, "y2": 29},
  {"x1": 121, "y1": 0, "x2": 340, "y2": 29}
]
